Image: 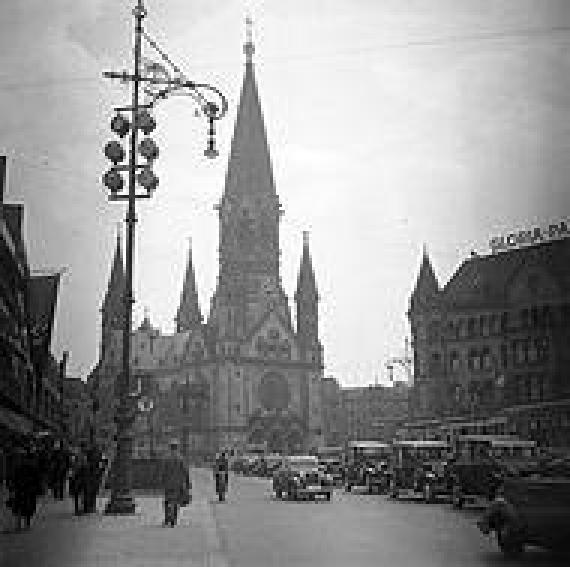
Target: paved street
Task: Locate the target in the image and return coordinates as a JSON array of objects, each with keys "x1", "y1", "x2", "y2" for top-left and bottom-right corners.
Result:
[{"x1": 1, "y1": 469, "x2": 569, "y2": 567}]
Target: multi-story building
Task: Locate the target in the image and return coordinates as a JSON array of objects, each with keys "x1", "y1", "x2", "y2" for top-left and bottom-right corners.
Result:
[
  {"x1": 341, "y1": 382, "x2": 409, "y2": 442},
  {"x1": 320, "y1": 376, "x2": 344, "y2": 446},
  {"x1": 408, "y1": 236, "x2": 570, "y2": 447},
  {"x1": 90, "y1": 36, "x2": 325, "y2": 460},
  {"x1": 63, "y1": 374, "x2": 92, "y2": 449},
  {"x1": 0, "y1": 156, "x2": 66, "y2": 482}
]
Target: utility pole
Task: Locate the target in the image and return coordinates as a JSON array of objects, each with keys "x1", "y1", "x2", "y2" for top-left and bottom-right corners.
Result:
[{"x1": 102, "y1": 0, "x2": 227, "y2": 514}]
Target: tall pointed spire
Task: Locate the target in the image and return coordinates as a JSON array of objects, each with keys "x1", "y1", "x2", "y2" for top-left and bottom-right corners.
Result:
[
  {"x1": 411, "y1": 244, "x2": 440, "y2": 302},
  {"x1": 102, "y1": 230, "x2": 125, "y2": 326},
  {"x1": 295, "y1": 231, "x2": 319, "y2": 301},
  {"x1": 176, "y1": 239, "x2": 203, "y2": 333},
  {"x1": 222, "y1": 17, "x2": 276, "y2": 199}
]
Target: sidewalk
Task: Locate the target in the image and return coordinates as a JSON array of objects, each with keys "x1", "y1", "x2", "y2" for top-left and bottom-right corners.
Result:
[{"x1": 0, "y1": 491, "x2": 227, "y2": 567}]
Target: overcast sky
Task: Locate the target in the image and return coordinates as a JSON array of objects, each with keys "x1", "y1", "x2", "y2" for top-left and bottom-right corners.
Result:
[{"x1": 1, "y1": 0, "x2": 569, "y2": 385}]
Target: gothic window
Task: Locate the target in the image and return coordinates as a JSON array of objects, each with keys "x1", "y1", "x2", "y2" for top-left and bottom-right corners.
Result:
[
  {"x1": 482, "y1": 348, "x2": 493, "y2": 370},
  {"x1": 491, "y1": 314, "x2": 500, "y2": 335},
  {"x1": 480, "y1": 315, "x2": 489, "y2": 337},
  {"x1": 449, "y1": 351, "x2": 460, "y2": 372},
  {"x1": 501, "y1": 311, "x2": 510, "y2": 332},
  {"x1": 521, "y1": 308, "x2": 530, "y2": 329},
  {"x1": 501, "y1": 344, "x2": 509, "y2": 368}
]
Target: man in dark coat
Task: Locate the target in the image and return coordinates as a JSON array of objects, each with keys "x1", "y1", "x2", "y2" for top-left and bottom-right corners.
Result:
[
  {"x1": 161, "y1": 440, "x2": 190, "y2": 527},
  {"x1": 9, "y1": 445, "x2": 42, "y2": 530},
  {"x1": 83, "y1": 445, "x2": 103, "y2": 513},
  {"x1": 69, "y1": 453, "x2": 86, "y2": 515}
]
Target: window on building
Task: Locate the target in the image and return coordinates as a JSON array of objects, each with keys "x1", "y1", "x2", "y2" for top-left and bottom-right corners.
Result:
[
  {"x1": 467, "y1": 318, "x2": 476, "y2": 337},
  {"x1": 501, "y1": 344, "x2": 509, "y2": 368},
  {"x1": 491, "y1": 314, "x2": 500, "y2": 335},
  {"x1": 480, "y1": 315, "x2": 489, "y2": 337},
  {"x1": 482, "y1": 348, "x2": 493, "y2": 370},
  {"x1": 449, "y1": 351, "x2": 460, "y2": 372},
  {"x1": 528, "y1": 341, "x2": 538, "y2": 363},
  {"x1": 501, "y1": 312, "x2": 510, "y2": 332},
  {"x1": 537, "y1": 337, "x2": 550, "y2": 362},
  {"x1": 521, "y1": 308, "x2": 530, "y2": 329}
]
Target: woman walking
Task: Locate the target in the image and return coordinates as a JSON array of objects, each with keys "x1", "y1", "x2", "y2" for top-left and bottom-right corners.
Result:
[{"x1": 161, "y1": 439, "x2": 191, "y2": 527}]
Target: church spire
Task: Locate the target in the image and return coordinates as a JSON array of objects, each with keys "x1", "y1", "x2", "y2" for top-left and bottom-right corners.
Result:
[
  {"x1": 295, "y1": 231, "x2": 319, "y2": 302},
  {"x1": 411, "y1": 244, "x2": 440, "y2": 304},
  {"x1": 101, "y1": 229, "x2": 125, "y2": 329},
  {"x1": 222, "y1": 18, "x2": 276, "y2": 199},
  {"x1": 175, "y1": 239, "x2": 203, "y2": 333}
]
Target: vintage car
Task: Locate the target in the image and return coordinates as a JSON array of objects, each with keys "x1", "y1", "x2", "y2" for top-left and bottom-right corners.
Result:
[
  {"x1": 448, "y1": 435, "x2": 540, "y2": 509},
  {"x1": 273, "y1": 455, "x2": 333, "y2": 501},
  {"x1": 477, "y1": 456, "x2": 570, "y2": 557},
  {"x1": 388, "y1": 440, "x2": 451, "y2": 502},
  {"x1": 345, "y1": 441, "x2": 392, "y2": 494},
  {"x1": 315, "y1": 446, "x2": 345, "y2": 486}
]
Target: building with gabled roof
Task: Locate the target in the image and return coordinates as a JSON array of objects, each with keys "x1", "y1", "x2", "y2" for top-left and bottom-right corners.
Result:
[
  {"x1": 90, "y1": 33, "x2": 325, "y2": 460},
  {"x1": 407, "y1": 237, "x2": 570, "y2": 447}
]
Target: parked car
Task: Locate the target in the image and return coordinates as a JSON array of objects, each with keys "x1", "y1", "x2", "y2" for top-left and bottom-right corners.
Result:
[
  {"x1": 477, "y1": 456, "x2": 570, "y2": 557},
  {"x1": 344, "y1": 441, "x2": 392, "y2": 494},
  {"x1": 448, "y1": 435, "x2": 540, "y2": 509},
  {"x1": 273, "y1": 455, "x2": 333, "y2": 501},
  {"x1": 318, "y1": 457, "x2": 345, "y2": 486},
  {"x1": 388, "y1": 440, "x2": 451, "y2": 502}
]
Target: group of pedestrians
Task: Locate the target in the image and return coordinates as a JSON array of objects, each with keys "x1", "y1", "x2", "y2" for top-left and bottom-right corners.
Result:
[{"x1": 3, "y1": 436, "x2": 106, "y2": 531}]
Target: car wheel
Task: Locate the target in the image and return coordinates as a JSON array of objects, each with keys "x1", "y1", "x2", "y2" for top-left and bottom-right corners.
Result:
[
  {"x1": 452, "y1": 485, "x2": 463, "y2": 509},
  {"x1": 497, "y1": 521, "x2": 524, "y2": 558}
]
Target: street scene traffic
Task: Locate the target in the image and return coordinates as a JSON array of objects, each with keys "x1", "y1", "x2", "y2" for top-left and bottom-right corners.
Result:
[{"x1": 2, "y1": 0, "x2": 570, "y2": 566}]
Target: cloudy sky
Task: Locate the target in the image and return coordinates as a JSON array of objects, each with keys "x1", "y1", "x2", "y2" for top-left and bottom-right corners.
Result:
[{"x1": 1, "y1": 0, "x2": 569, "y2": 385}]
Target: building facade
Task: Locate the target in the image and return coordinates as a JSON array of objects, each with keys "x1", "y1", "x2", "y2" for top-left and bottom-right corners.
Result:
[
  {"x1": 408, "y1": 238, "x2": 570, "y2": 447},
  {"x1": 0, "y1": 156, "x2": 67, "y2": 485},
  {"x1": 341, "y1": 383, "x2": 409, "y2": 443},
  {"x1": 91, "y1": 39, "x2": 325, "y2": 460}
]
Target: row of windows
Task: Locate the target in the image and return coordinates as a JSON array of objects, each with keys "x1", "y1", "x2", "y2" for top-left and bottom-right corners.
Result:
[
  {"x1": 447, "y1": 337, "x2": 551, "y2": 374},
  {"x1": 440, "y1": 304, "x2": 569, "y2": 342}
]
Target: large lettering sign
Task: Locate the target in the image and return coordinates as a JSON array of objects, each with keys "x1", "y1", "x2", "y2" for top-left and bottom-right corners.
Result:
[{"x1": 489, "y1": 220, "x2": 569, "y2": 254}]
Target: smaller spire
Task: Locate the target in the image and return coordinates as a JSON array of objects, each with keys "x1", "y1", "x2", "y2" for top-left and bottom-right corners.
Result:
[
  {"x1": 244, "y1": 15, "x2": 255, "y2": 63},
  {"x1": 295, "y1": 231, "x2": 318, "y2": 301},
  {"x1": 411, "y1": 245, "x2": 439, "y2": 302},
  {"x1": 175, "y1": 238, "x2": 203, "y2": 332}
]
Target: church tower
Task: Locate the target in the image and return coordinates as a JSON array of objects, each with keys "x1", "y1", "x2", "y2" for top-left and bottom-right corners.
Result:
[
  {"x1": 100, "y1": 231, "x2": 125, "y2": 359},
  {"x1": 295, "y1": 231, "x2": 321, "y2": 365},
  {"x1": 175, "y1": 240, "x2": 203, "y2": 333},
  {"x1": 209, "y1": 23, "x2": 290, "y2": 342},
  {"x1": 408, "y1": 246, "x2": 443, "y2": 419}
]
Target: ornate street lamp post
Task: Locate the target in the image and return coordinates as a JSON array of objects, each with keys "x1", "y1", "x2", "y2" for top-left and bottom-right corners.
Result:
[{"x1": 102, "y1": 0, "x2": 227, "y2": 514}]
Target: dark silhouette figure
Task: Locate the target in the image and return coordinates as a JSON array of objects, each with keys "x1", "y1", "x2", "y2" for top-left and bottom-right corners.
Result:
[{"x1": 161, "y1": 441, "x2": 190, "y2": 527}]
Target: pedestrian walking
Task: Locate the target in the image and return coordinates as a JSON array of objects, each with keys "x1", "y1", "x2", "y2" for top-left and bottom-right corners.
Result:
[
  {"x1": 8, "y1": 443, "x2": 42, "y2": 530},
  {"x1": 69, "y1": 452, "x2": 86, "y2": 515},
  {"x1": 161, "y1": 439, "x2": 191, "y2": 527},
  {"x1": 83, "y1": 445, "x2": 103, "y2": 514}
]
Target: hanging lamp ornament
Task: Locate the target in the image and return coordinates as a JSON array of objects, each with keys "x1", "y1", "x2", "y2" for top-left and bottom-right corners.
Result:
[
  {"x1": 138, "y1": 137, "x2": 159, "y2": 161},
  {"x1": 103, "y1": 170, "x2": 124, "y2": 194},
  {"x1": 137, "y1": 167, "x2": 159, "y2": 193},
  {"x1": 104, "y1": 141, "x2": 126, "y2": 164},
  {"x1": 111, "y1": 114, "x2": 130, "y2": 138},
  {"x1": 203, "y1": 102, "x2": 219, "y2": 159},
  {"x1": 137, "y1": 110, "x2": 156, "y2": 135}
]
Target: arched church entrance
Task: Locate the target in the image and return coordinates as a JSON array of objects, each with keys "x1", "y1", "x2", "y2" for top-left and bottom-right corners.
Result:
[{"x1": 247, "y1": 372, "x2": 305, "y2": 453}]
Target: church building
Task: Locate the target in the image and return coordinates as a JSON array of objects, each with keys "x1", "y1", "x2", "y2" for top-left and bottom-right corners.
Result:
[{"x1": 89, "y1": 35, "x2": 325, "y2": 460}]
